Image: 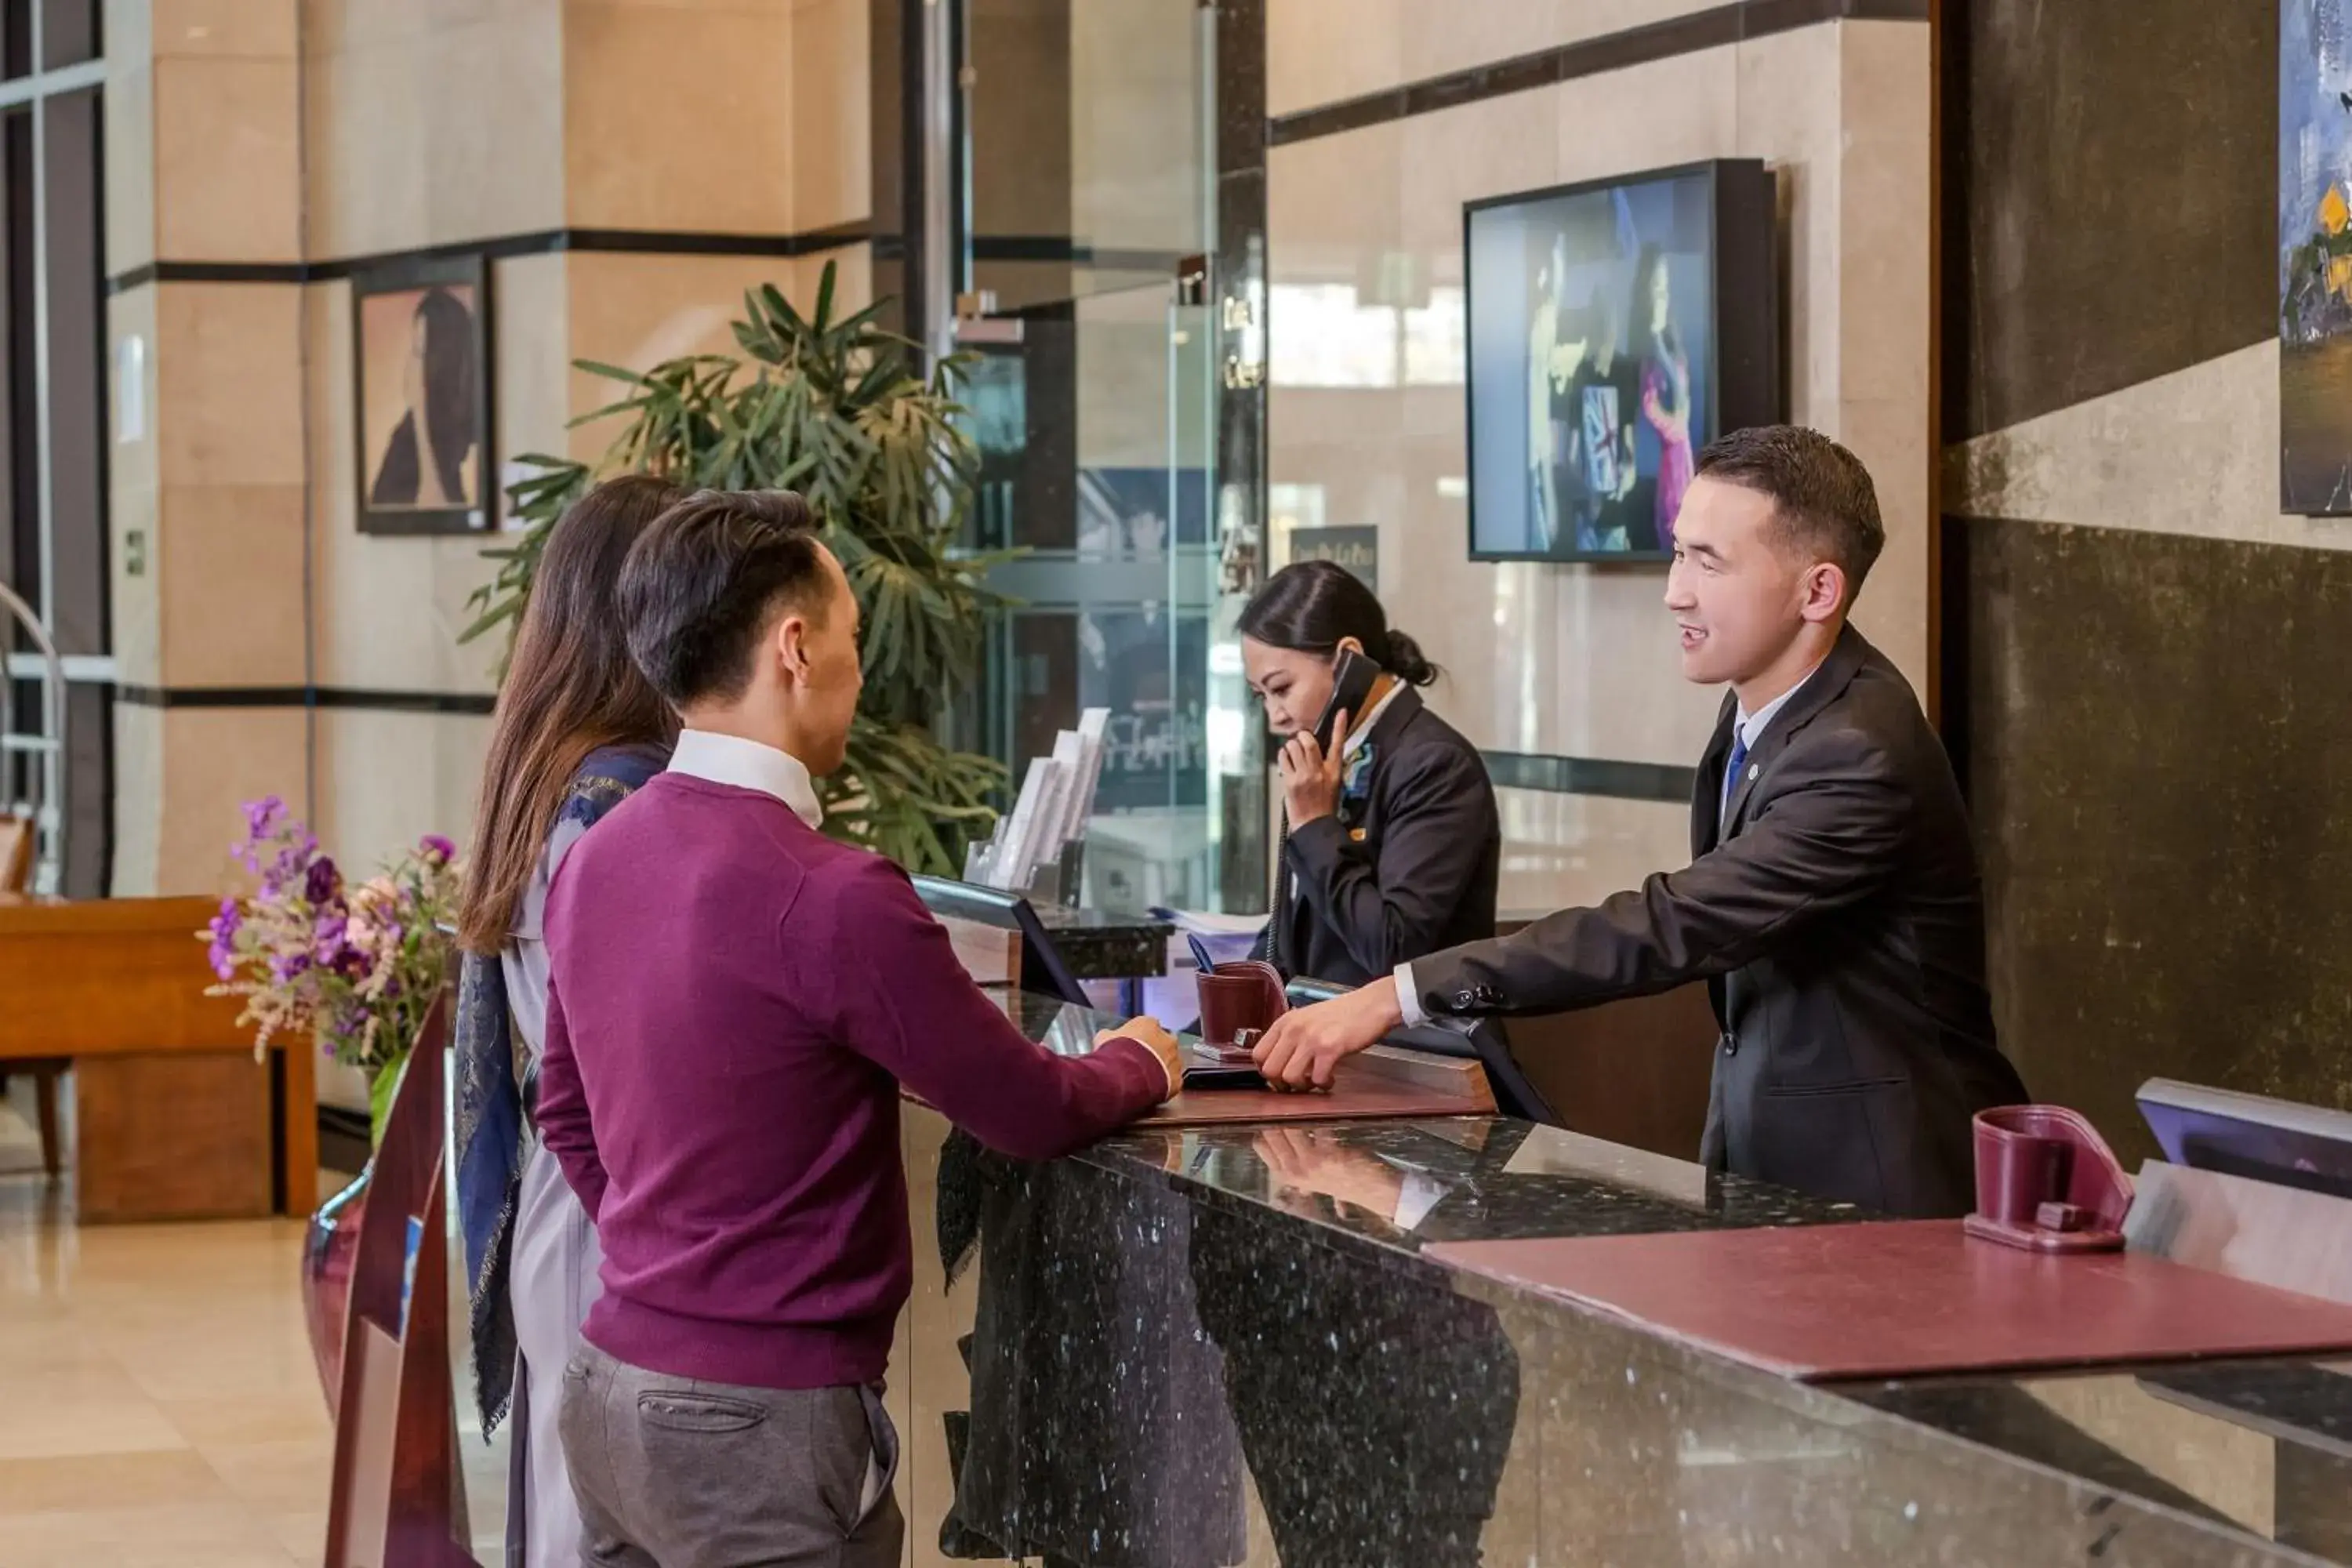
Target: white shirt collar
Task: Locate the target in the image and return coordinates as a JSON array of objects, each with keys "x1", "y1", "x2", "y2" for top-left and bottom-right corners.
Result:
[
  {"x1": 1733, "y1": 659, "x2": 1827, "y2": 752},
  {"x1": 667, "y1": 729, "x2": 825, "y2": 828},
  {"x1": 1341, "y1": 679, "x2": 1406, "y2": 761},
  {"x1": 1281, "y1": 679, "x2": 1408, "y2": 901}
]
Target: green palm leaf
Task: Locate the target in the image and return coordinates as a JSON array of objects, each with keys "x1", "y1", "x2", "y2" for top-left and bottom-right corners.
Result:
[{"x1": 459, "y1": 260, "x2": 1016, "y2": 874}]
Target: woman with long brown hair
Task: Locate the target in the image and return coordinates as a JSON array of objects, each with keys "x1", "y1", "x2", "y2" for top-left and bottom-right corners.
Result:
[{"x1": 452, "y1": 473, "x2": 684, "y2": 1568}]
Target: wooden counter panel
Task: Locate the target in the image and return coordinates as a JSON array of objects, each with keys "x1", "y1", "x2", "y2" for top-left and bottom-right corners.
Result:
[
  {"x1": 0, "y1": 895, "x2": 249, "y2": 1058},
  {"x1": 1428, "y1": 1220, "x2": 2352, "y2": 1381},
  {"x1": 75, "y1": 1052, "x2": 275, "y2": 1222}
]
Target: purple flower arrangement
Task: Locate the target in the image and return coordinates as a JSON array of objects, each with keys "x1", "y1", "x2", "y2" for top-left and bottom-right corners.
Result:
[{"x1": 201, "y1": 796, "x2": 462, "y2": 1098}]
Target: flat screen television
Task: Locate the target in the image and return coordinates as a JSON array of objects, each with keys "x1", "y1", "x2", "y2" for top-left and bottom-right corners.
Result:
[{"x1": 1465, "y1": 159, "x2": 1780, "y2": 563}]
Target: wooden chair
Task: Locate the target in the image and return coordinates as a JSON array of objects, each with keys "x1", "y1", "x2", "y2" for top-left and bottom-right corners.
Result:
[
  {"x1": 0, "y1": 814, "x2": 64, "y2": 1179},
  {"x1": 322, "y1": 992, "x2": 478, "y2": 1568},
  {"x1": 0, "y1": 812, "x2": 31, "y2": 892}
]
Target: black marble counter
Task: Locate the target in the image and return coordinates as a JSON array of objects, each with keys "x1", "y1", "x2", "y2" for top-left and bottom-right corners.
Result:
[
  {"x1": 442, "y1": 988, "x2": 2352, "y2": 1565},
  {"x1": 1030, "y1": 903, "x2": 1174, "y2": 980},
  {"x1": 884, "y1": 993, "x2": 2352, "y2": 1568}
]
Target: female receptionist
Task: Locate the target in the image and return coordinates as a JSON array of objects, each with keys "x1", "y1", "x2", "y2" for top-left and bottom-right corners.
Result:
[{"x1": 1240, "y1": 561, "x2": 1501, "y2": 986}]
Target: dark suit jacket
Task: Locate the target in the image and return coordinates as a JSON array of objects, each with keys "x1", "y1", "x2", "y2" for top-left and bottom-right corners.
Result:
[
  {"x1": 1409, "y1": 626, "x2": 2026, "y2": 1217},
  {"x1": 1261, "y1": 688, "x2": 1501, "y2": 989}
]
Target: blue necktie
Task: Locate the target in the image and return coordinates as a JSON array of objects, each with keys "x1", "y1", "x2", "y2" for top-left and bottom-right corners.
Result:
[{"x1": 1720, "y1": 727, "x2": 1750, "y2": 833}]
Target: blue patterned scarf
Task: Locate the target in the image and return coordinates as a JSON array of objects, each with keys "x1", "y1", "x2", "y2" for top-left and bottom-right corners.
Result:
[{"x1": 453, "y1": 742, "x2": 666, "y2": 1435}]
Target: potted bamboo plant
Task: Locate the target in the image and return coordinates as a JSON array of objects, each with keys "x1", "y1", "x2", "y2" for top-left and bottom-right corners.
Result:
[{"x1": 461, "y1": 263, "x2": 1011, "y2": 874}]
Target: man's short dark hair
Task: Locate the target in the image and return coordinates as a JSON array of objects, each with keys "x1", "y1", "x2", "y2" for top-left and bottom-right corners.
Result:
[
  {"x1": 616, "y1": 488, "x2": 828, "y2": 708},
  {"x1": 1694, "y1": 425, "x2": 1885, "y2": 597}
]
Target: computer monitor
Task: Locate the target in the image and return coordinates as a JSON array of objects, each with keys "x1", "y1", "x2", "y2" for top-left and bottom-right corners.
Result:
[
  {"x1": 909, "y1": 875, "x2": 1091, "y2": 1007},
  {"x1": 1283, "y1": 977, "x2": 1561, "y2": 1127},
  {"x1": 2136, "y1": 1077, "x2": 2352, "y2": 1200}
]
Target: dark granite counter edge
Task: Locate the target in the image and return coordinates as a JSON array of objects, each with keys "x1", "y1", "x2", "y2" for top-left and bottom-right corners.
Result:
[
  {"x1": 1065, "y1": 1123, "x2": 1871, "y2": 1410},
  {"x1": 1044, "y1": 1118, "x2": 2337, "y2": 1567},
  {"x1": 1076, "y1": 1122, "x2": 1489, "y2": 1279},
  {"x1": 1073, "y1": 1116, "x2": 1856, "y2": 1274},
  {"x1": 1028, "y1": 906, "x2": 1175, "y2": 980}
]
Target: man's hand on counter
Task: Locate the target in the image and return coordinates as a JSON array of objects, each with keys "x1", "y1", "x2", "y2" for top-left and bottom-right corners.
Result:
[
  {"x1": 1255, "y1": 1127, "x2": 1406, "y2": 1221},
  {"x1": 1098, "y1": 1016, "x2": 1184, "y2": 1100},
  {"x1": 1252, "y1": 980, "x2": 1403, "y2": 1091}
]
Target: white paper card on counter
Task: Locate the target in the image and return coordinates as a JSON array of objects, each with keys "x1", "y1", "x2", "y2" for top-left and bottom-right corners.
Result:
[
  {"x1": 996, "y1": 758, "x2": 1058, "y2": 888},
  {"x1": 1047, "y1": 731, "x2": 1089, "y2": 848}
]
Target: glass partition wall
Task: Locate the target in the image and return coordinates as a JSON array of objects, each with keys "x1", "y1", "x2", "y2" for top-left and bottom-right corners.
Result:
[
  {"x1": 946, "y1": 0, "x2": 1264, "y2": 916},
  {"x1": 1, "y1": 0, "x2": 109, "y2": 898}
]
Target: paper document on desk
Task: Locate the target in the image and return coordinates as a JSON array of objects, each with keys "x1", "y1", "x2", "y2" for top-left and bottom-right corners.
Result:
[
  {"x1": 1071, "y1": 707, "x2": 1111, "y2": 829},
  {"x1": 1149, "y1": 908, "x2": 1265, "y2": 973},
  {"x1": 1149, "y1": 908, "x2": 1269, "y2": 938}
]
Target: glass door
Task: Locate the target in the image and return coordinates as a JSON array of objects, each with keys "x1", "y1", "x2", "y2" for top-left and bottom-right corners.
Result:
[
  {"x1": 949, "y1": 0, "x2": 1263, "y2": 914},
  {"x1": 957, "y1": 278, "x2": 1225, "y2": 914}
]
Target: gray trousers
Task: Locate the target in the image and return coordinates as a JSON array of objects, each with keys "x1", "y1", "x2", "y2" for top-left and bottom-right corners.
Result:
[{"x1": 559, "y1": 1342, "x2": 902, "y2": 1568}]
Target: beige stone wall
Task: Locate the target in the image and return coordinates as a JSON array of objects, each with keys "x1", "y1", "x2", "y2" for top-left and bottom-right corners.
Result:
[
  {"x1": 1265, "y1": 9, "x2": 1932, "y2": 915},
  {"x1": 302, "y1": 0, "x2": 567, "y2": 260},
  {"x1": 105, "y1": 0, "x2": 875, "y2": 896},
  {"x1": 1947, "y1": 339, "x2": 2352, "y2": 555},
  {"x1": 1069, "y1": 0, "x2": 1205, "y2": 256},
  {"x1": 1266, "y1": 0, "x2": 1730, "y2": 119}
]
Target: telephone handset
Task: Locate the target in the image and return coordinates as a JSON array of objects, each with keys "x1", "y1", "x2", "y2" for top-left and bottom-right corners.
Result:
[{"x1": 1309, "y1": 647, "x2": 1381, "y2": 755}]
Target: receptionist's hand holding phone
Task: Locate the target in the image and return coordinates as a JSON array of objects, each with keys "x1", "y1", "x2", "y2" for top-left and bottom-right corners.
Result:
[{"x1": 1279, "y1": 647, "x2": 1378, "y2": 828}]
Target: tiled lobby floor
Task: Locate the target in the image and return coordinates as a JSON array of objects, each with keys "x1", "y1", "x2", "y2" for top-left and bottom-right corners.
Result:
[{"x1": 0, "y1": 1090, "x2": 333, "y2": 1568}]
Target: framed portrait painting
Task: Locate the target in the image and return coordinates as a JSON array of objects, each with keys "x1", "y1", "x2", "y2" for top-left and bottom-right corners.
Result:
[{"x1": 353, "y1": 256, "x2": 493, "y2": 535}]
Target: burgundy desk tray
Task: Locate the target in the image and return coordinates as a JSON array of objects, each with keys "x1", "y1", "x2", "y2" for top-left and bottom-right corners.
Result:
[
  {"x1": 1966, "y1": 1103, "x2": 2134, "y2": 1253},
  {"x1": 1195, "y1": 960, "x2": 1287, "y2": 1062},
  {"x1": 1138, "y1": 1054, "x2": 1495, "y2": 1127},
  {"x1": 1425, "y1": 1220, "x2": 2352, "y2": 1382}
]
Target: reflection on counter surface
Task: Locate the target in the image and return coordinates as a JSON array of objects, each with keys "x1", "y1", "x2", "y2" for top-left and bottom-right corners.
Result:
[{"x1": 1848, "y1": 1361, "x2": 2352, "y2": 1559}]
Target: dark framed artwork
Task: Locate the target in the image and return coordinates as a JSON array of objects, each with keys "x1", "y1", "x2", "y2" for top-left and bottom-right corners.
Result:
[
  {"x1": 352, "y1": 255, "x2": 493, "y2": 535},
  {"x1": 2281, "y1": 0, "x2": 2352, "y2": 514}
]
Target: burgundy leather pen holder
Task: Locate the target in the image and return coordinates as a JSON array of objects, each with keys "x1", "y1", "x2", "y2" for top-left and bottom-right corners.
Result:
[
  {"x1": 1194, "y1": 960, "x2": 1288, "y2": 1063},
  {"x1": 1964, "y1": 1105, "x2": 2134, "y2": 1253}
]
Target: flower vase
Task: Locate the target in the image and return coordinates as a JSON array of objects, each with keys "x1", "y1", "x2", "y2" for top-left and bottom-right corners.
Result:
[
  {"x1": 300, "y1": 1049, "x2": 411, "y2": 1413},
  {"x1": 366, "y1": 1048, "x2": 411, "y2": 1151},
  {"x1": 303, "y1": 1161, "x2": 368, "y2": 1415}
]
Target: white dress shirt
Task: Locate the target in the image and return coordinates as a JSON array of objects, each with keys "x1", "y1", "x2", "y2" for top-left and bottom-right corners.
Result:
[
  {"x1": 1338, "y1": 677, "x2": 1406, "y2": 763},
  {"x1": 1391, "y1": 660, "x2": 1826, "y2": 1029},
  {"x1": 668, "y1": 728, "x2": 826, "y2": 829},
  {"x1": 1717, "y1": 676, "x2": 1807, "y2": 822}
]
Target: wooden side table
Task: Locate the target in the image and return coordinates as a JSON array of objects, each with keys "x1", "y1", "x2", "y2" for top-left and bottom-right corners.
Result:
[{"x1": 0, "y1": 895, "x2": 316, "y2": 1221}]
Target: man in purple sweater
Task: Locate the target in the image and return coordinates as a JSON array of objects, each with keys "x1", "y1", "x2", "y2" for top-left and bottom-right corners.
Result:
[{"x1": 537, "y1": 488, "x2": 1182, "y2": 1567}]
